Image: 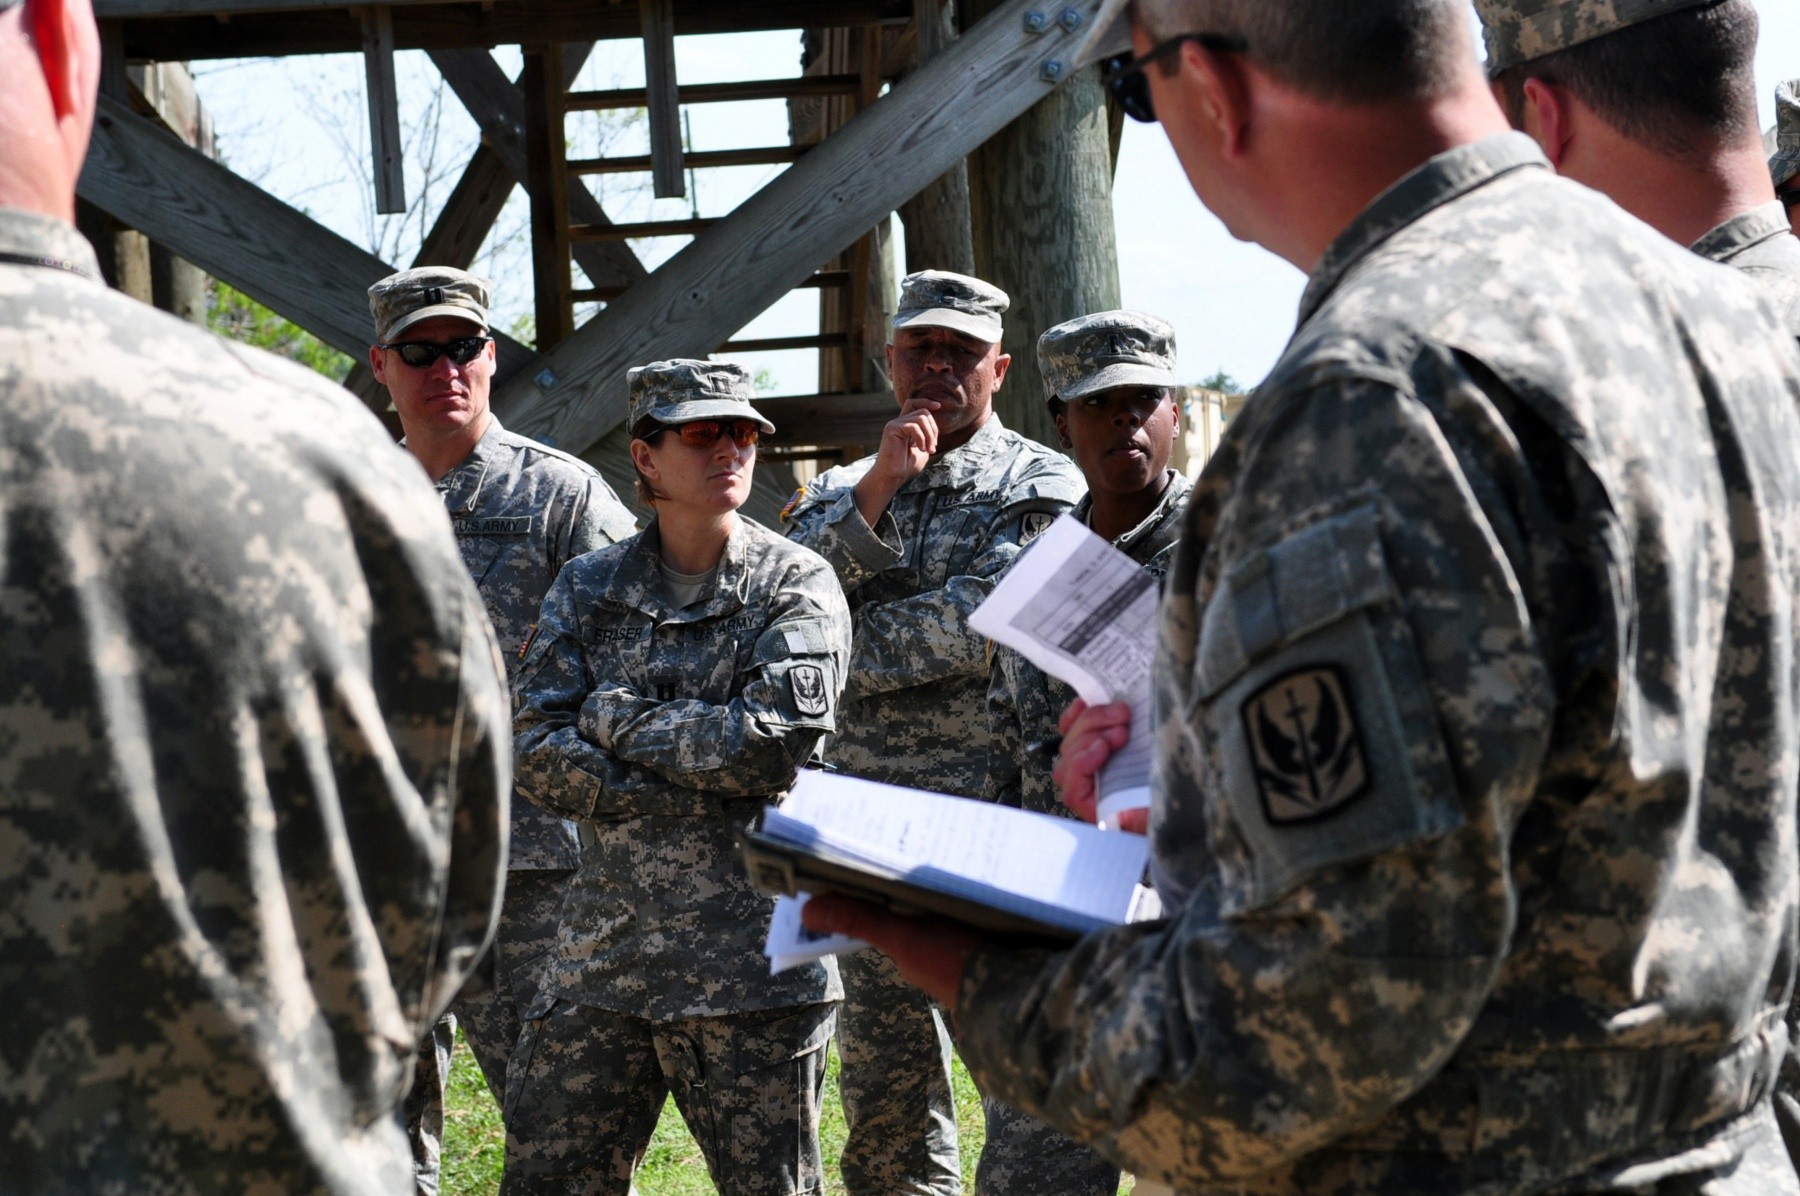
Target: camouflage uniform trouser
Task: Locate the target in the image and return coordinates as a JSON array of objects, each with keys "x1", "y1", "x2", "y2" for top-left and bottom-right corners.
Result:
[
  {"x1": 502, "y1": 997, "x2": 836, "y2": 1195},
  {"x1": 836, "y1": 948, "x2": 961, "y2": 1195},
  {"x1": 978, "y1": 1096, "x2": 1118, "y2": 1196},
  {"x1": 404, "y1": 867, "x2": 572, "y2": 1196}
]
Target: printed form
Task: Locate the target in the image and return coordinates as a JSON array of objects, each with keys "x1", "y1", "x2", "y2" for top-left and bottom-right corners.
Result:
[{"x1": 970, "y1": 514, "x2": 1158, "y2": 826}]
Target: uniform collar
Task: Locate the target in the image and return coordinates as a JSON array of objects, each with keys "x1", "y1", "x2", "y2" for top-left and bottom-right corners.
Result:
[
  {"x1": 1300, "y1": 133, "x2": 1549, "y2": 325},
  {"x1": 612, "y1": 517, "x2": 752, "y2": 623},
  {"x1": 0, "y1": 207, "x2": 102, "y2": 283},
  {"x1": 435, "y1": 414, "x2": 507, "y2": 515},
  {"x1": 910, "y1": 413, "x2": 1009, "y2": 491},
  {"x1": 1074, "y1": 470, "x2": 1190, "y2": 559},
  {"x1": 1689, "y1": 202, "x2": 1795, "y2": 265}
]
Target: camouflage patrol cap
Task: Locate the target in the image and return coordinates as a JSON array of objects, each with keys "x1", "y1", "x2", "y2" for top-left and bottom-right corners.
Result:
[
  {"x1": 628, "y1": 359, "x2": 776, "y2": 436},
  {"x1": 1038, "y1": 310, "x2": 1178, "y2": 406},
  {"x1": 892, "y1": 270, "x2": 1008, "y2": 344},
  {"x1": 368, "y1": 266, "x2": 491, "y2": 342},
  {"x1": 1772, "y1": 80, "x2": 1800, "y2": 189},
  {"x1": 1474, "y1": 0, "x2": 1722, "y2": 75}
]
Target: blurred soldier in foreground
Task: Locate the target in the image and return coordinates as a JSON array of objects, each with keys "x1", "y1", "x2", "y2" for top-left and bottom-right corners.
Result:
[
  {"x1": 809, "y1": 0, "x2": 1800, "y2": 1191},
  {"x1": 0, "y1": 0, "x2": 511, "y2": 1189},
  {"x1": 1481, "y1": 0, "x2": 1800, "y2": 337},
  {"x1": 369, "y1": 268, "x2": 635, "y2": 1194},
  {"x1": 1775, "y1": 80, "x2": 1800, "y2": 238},
  {"x1": 507, "y1": 362, "x2": 850, "y2": 1193},
  {"x1": 980, "y1": 309, "x2": 1191, "y2": 1196},
  {"x1": 783, "y1": 271, "x2": 1082, "y2": 1194}
]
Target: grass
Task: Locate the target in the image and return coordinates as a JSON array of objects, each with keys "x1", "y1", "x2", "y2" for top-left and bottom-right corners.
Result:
[{"x1": 441, "y1": 1028, "x2": 1134, "y2": 1195}]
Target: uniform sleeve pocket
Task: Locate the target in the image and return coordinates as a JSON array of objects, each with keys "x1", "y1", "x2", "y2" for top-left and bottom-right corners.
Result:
[{"x1": 1193, "y1": 502, "x2": 1463, "y2": 914}]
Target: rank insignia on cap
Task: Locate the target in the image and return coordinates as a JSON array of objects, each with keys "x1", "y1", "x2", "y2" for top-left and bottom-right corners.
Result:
[
  {"x1": 790, "y1": 665, "x2": 829, "y2": 717},
  {"x1": 1243, "y1": 666, "x2": 1368, "y2": 824}
]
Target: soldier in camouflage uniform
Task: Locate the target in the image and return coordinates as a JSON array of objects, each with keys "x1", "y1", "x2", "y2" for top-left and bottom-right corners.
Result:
[
  {"x1": 1476, "y1": 1, "x2": 1800, "y2": 1165},
  {"x1": 506, "y1": 361, "x2": 852, "y2": 1194},
  {"x1": 1479, "y1": 0, "x2": 1800, "y2": 339},
  {"x1": 369, "y1": 267, "x2": 637, "y2": 1194},
  {"x1": 807, "y1": 1, "x2": 1800, "y2": 1191},
  {"x1": 0, "y1": 2, "x2": 511, "y2": 1188},
  {"x1": 980, "y1": 310, "x2": 1191, "y2": 1196},
  {"x1": 1773, "y1": 80, "x2": 1800, "y2": 238},
  {"x1": 782, "y1": 271, "x2": 1083, "y2": 1195},
  {"x1": 987, "y1": 310, "x2": 1191, "y2": 820}
]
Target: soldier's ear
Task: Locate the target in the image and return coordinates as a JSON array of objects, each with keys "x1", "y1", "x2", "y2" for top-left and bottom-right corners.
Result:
[{"x1": 25, "y1": 0, "x2": 99, "y2": 127}]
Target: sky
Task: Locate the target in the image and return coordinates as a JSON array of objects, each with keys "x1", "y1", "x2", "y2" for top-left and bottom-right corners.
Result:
[{"x1": 190, "y1": 3, "x2": 1800, "y2": 396}]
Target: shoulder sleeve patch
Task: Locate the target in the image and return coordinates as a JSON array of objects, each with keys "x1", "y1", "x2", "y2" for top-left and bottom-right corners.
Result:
[
  {"x1": 1242, "y1": 665, "x2": 1369, "y2": 823},
  {"x1": 780, "y1": 486, "x2": 808, "y2": 523},
  {"x1": 1193, "y1": 501, "x2": 1462, "y2": 913},
  {"x1": 790, "y1": 664, "x2": 829, "y2": 716},
  {"x1": 1020, "y1": 511, "x2": 1055, "y2": 544}
]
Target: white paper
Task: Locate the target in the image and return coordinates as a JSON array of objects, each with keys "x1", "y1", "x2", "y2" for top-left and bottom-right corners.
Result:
[
  {"x1": 764, "y1": 893, "x2": 869, "y2": 975},
  {"x1": 970, "y1": 514, "x2": 1157, "y2": 823},
  {"x1": 762, "y1": 771, "x2": 1149, "y2": 934}
]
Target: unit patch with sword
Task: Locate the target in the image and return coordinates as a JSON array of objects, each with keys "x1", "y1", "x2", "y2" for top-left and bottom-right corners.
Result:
[{"x1": 1242, "y1": 665, "x2": 1369, "y2": 824}]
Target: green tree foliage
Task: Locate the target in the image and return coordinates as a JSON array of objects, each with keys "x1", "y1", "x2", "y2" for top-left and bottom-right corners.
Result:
[
  {"x1": 1197, "y1": 370, "x2": 1244, "y2": 395},
  {"x1": 206, "y1": 282, "x2": 354, "y2": 382}
]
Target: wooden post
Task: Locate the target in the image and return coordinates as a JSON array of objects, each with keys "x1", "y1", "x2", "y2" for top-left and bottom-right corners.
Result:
[
  {"x1": 89, "y1": 22, "x2": 156, "y2": 304},
  {"x1": 963, "y1": 0, "x2": 1120, "y2": 448},
  {"x1": 360, "y1": 7, "x2": 406, "y2": 215},
  {"x1": 897, "y1": 0, "x2": 975, "y2": 275},
  {"x1": 522, "y1": 46, "x2": 575, "y2": 349},
  {"x1": 640, "y1": 0, "x2": 687, "y2": 200}
]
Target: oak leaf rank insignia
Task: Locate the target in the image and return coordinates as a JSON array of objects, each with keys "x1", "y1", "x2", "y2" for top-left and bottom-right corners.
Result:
[
  {"x1": 790, "y1": 664, "x2": 829, "y2": 717},
  {"x1": 1243, "y1": 666, "x2": 1369, "y2": 824}
]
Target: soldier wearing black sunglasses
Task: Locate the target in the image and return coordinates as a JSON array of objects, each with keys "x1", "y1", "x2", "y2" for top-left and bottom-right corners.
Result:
[{"x1": 367, "y1": 265, "x2": 637, "y2": 1195}]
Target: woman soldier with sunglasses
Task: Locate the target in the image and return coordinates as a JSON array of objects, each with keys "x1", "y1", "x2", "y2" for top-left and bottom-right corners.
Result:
[{"x1": 506, "y1": 360, "x2": 853, "y2": 1196}]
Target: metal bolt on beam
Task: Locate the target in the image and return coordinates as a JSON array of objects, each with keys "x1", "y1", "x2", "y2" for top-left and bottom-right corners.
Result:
[
  {"x1": 534, "y1": 368, "x2": 561, "y2": 389},
  {"x1": 1058, "y1": 7, "x2": 1084, "y2": 30},
  {"x1": 1023, "y1": 10, "x2": 1049, "y2": 32},
  {"x1": 1040, "y1": 59, "x2": 1065, "y2": 81}
]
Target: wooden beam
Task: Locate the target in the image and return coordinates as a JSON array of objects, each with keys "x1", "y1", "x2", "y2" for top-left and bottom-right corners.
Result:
[
  {"x1": 567, "y1": 144, "x2": 804, "y2": 175},
  {"x1": 77, "y1": 97, "x2": 533, "y2": 381},
  {"x1": 522, "y1": 46, "x2": 575, "y2": 348},
  {"x1": 430, "y1": 47, "x2": 646, "y2": 294},
  {"x1": 488, "y1": 0, "x2": 1108, "y2": 456},
  {"x1": 566, "y1": 74, "x2": 861, "y2": 111},
  {"x1": 756, "y1": 391, "x2": 895, "y2": 447},
  {"x1": 639, "y1": 0, "x2": 686, "y2": 200},
  {"x1": 360, "y1": 7, "x2": 407, "y2": 215},
  {"x1": 117, "y1": 0, "x2": 910, "y2": 61}
]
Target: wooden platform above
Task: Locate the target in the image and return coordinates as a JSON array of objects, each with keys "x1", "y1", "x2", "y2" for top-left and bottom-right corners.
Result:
[{"x1": 109, "y1": 0, "x2": 909, "y2": 61}]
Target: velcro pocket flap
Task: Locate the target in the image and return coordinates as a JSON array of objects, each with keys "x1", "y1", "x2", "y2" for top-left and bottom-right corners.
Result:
[{"x1": 1197, "y1": 502, "x2": 1394, "y2": 700}]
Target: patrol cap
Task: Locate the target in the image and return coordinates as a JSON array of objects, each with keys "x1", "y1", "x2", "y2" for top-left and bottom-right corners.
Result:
[
  {"x1": 628, "y1": 359, "x2": 776, "y2": 436},
  {"x1": 368, "y1": 266, "x2": 491, "y2": 342},
  {"x1": 892, "y1": 270, "x2": 1008, "y2": 344},
  {"x1": 1473, "y1": 0, "x2": 1722, "y2": 75},
  {"x1": 1772, "y1": 80, "x2": 1800, "y2": 189},
  {"x1": 1038, "y1": 310, "x2": 1178, "y2": 406}
]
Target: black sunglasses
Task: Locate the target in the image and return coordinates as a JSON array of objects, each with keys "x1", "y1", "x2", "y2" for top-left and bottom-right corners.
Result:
[
  {"x1": 1105, "y1": 31, "x2": 1249, "y2": 124},
  {"x1": 378, "y1": 336, "x2": 492, "y2": 368}
]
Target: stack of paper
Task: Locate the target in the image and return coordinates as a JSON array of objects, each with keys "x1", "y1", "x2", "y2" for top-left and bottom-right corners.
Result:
[{"x1": 747, "y1": 771, "x2": 1154, "y2": 973}]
